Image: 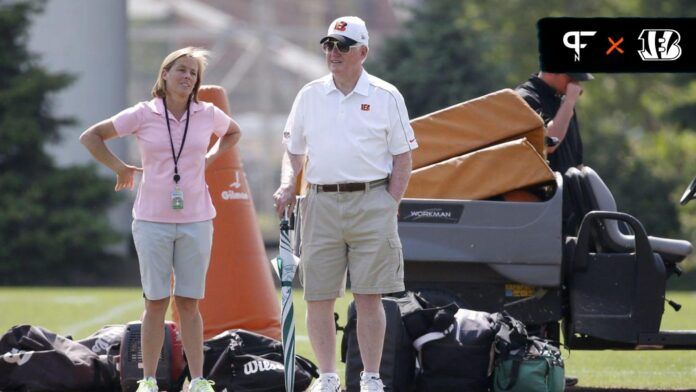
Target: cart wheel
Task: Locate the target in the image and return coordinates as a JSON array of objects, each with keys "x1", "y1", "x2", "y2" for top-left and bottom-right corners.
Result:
[{"x1": 414, "y1": 288, "x2": 467, "y2": 308}]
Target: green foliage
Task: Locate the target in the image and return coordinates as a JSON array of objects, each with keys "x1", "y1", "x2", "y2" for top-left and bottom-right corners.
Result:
[
  {"x1": 633, "y1": 130, "x2": 696, "y2": 240},
  {"x1": 0, "y1": 1, "x2": 124, "y2": 284},
  {"x1": 369, "y1": 0, "x2": 504, "y2": 117},
  {"x1": 373, "y1": 0, "x2": 695, "y2": 245}
]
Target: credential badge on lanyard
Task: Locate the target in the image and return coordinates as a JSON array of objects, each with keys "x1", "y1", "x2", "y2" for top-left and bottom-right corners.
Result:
[{"x1": 163, "y1": 96, "x2": 190, "y2": 210}]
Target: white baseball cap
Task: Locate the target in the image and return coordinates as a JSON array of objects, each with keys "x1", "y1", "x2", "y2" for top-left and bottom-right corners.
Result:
[{"x1": 320, "y1": 16, "x2": 369, "y2": 46}]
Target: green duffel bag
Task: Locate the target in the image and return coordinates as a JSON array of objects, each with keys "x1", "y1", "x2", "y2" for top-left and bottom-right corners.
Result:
[{"x1": 493, "y1": 337, "x2": 564, "y2": 392}]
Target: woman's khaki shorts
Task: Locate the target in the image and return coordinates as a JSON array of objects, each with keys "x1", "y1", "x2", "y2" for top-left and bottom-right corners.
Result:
[
  {"x1": 299, "y1": 184, "x2": 405, "y2": 301},
  {"x1": 132, "y1": 219, "x2": 213, "y2": 300}
]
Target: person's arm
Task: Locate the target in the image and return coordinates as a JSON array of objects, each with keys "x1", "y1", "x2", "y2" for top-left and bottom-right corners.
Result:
[
  {"x1": 273, "y1": 87, "x2": 308, "y2": 217},
  {"x1": 273, "y1": 150, "x2": 305, "y2": 216},
  {"x1": 79, "y1": 120, "x2": 142, "y2": 191},
  {"x1": 547, "y1": 82, "x2": 582, "y2": 153},
  {"x1": 383, "y1": 88, "x2": 416, "y2": 204},
  {"x1": 388, "y1": 151, "x2": 412, "y2": 203},
  {"x1": 206, "y1": 119, "x2": 242, "y2": 168}
]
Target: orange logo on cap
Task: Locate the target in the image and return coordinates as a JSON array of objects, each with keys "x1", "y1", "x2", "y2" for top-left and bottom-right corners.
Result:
[
  {"x1": 334, "y1": 21, "x2": 347, "y2": 31},
  {"x1": 361, "y1": 104, "x2": 370, "y2": 111}
]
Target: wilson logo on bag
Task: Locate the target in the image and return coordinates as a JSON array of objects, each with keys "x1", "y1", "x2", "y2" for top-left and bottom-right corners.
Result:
[{"x1": 243, "y1": 359, "x2": 284, "y2": 375}]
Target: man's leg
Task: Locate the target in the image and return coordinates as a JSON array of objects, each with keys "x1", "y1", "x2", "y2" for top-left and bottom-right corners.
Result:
[
  {"x1": 306, "y1": 298, "x2": 338, "y2": 373},
  {"x1": 174, "y1": 296, "x2": 205, "y2": 379},
  {"x1": 353, "y1": 293, "x2": 385, "y2": 373},
  {"x1": 345, "y1": 187, "x2": 400, "y2": 374},
  {"x1": 141, "y1": 297, "x2": 170, "y2": 378}
]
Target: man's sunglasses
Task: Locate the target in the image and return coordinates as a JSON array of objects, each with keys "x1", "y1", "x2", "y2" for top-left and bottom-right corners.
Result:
[{"x1": 322, "y1": 40, "x2": 358, "y2": 53}]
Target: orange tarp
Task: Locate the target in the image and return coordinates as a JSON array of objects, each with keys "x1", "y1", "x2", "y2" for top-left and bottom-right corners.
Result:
[
  {"x1": 291, "y1": 88, "x2": 550, "y2": 202},
  {"x1": 173, "y1": 86, "x2": 281, "y2": 340},
  {"x1": 411, "y1": 89, "x2": 545, "y2": 169},
  {"x1": 405, "y1": 138, "x2": 555, "y2": 200}
]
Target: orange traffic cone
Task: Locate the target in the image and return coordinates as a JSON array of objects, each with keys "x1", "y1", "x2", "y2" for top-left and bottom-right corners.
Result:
[{"x1": 172, "y1": 85, "x2": 281, "y2": 340}]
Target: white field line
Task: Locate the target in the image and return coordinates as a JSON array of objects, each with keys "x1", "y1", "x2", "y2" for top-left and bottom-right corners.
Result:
[
  {"x1": 59, "y1": 297, "x2": 310, "y2": 342},
  {"x1": 60, "y1": 300, "x2": 142, "y2": 337}
]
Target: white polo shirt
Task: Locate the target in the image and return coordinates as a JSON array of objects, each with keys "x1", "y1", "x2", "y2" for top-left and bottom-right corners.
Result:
[{"x1": 283, "y1": 69, "x2": 418, "y2": 184}]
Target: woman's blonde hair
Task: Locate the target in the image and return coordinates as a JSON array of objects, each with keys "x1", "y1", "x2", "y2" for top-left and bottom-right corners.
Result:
[{"x1": 151, "y1": 47, "x2": 209, "y2": 102}]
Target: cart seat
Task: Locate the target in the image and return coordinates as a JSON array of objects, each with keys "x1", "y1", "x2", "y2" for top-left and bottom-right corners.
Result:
[{"x1": 582, "y1": 166, "x2": 693, "y2": 262}]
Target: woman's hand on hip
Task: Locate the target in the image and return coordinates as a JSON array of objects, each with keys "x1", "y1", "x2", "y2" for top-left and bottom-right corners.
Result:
[{"x1": 115, "y1": 164, "x2": 143, "y2": 191}]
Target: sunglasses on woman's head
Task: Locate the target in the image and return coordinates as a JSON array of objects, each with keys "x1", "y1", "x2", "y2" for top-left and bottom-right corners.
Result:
[{"x1": 322, "y1": 40, "x2": 357, "y2": 53}]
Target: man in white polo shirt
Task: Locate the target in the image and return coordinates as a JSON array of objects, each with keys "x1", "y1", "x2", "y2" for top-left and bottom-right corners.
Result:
[{"x1": 273, "y1": 16, "x2": 418, "y2": 392}]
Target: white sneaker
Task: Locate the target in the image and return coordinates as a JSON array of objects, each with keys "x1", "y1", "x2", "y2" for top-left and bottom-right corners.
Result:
[
  {"x1": 135, "y1": 377, "x2": 158, "y2": 392},
  {"x1": 360, "y1": 372, "x2": 384, "y2": 392},
  {"x1": 188, "y1": 377, "x2": 215, "y2": 392},
  {"x1": 310, "y1": 374, "x2": 341, "y2": 392}
]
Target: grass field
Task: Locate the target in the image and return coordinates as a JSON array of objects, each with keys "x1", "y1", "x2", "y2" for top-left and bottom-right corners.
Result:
[{"x1": 1, "y1": 287, "x2": 695, "y2": 389}]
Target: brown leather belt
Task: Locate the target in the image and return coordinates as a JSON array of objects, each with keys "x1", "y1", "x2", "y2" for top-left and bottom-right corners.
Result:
[{"x1": 312, "y1": 178, "x2": 388, "y2": 192}]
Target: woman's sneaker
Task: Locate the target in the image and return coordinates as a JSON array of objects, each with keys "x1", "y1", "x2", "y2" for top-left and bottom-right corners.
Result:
[
  {"x1": 360, "y1": 372, "x2": 384, "y2": 392},
  {"x1": 188, "y1": 377, "x2": 215, "y2": 392},
  {"x1": 136, "y1": 377, "x2": 158, "y2": 392},
  {"x1": 310, "y1": 374, "x2": 341, "y2": 392}
]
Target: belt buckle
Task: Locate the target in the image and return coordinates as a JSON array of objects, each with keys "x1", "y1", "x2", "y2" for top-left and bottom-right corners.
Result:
[{"x1": 366, "y1": 179, "x2": 382, "y2": 191}]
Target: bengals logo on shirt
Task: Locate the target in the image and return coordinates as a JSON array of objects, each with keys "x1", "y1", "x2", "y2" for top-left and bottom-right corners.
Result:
[
  {"x1": 334, "y1": 21, "x2": 347, "y2": 31},
  {"x1": 361, "y1": 104, "x2": 370, "y2": 111}
]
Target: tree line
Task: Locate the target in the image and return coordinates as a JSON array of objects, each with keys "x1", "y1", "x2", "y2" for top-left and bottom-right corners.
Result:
[
  {"x1": 1, "y1": 0, "x2": 693, "y2": 284},
  {"x1": 371, "y1": 0, "x2": 696, "y2": 246}
]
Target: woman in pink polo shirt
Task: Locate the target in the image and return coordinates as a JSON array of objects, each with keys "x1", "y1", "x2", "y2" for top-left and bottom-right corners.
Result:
[{"x1": 79, "y1": 47, "x2": 240, "y2": 392}]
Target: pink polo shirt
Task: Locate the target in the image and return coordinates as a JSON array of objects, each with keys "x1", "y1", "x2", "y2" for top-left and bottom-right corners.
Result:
[{"x1": 111, "y1": 97, "x2": 231, "y2": 223}]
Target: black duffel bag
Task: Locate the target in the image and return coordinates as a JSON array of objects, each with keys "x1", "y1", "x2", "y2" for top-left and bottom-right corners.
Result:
[
  {"x1": 0, "y1": 325, "x2": 119, "y2": 391},
  {"x1": 342, "y1": 292, "x2": 423, "y2": 392},
  {"x1": 76, "y1": 324, "x2": 125, "y2": 356},
  {"x1": 206, "y1": 329, "x2": 318, "y2": 391},
  {"x1": 404, "y1": 304, "x2": 497, "y2": 392}
]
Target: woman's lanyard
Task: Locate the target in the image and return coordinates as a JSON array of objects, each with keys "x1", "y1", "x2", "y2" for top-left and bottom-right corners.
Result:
[{"x1": 163, "y1": 96, "x2": 190, "y2": 209}]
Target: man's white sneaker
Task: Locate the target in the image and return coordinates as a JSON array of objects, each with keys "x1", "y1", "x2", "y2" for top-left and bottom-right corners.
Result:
[
  {"x1": 360, "y1": 373, "x2": 384, "y2": 392},
  {"x1": 310, "y1": 374, "x2": 341, "y2": 392}
]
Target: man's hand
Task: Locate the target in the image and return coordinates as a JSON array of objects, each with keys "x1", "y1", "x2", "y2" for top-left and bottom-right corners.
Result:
[
  {"x1": 565, "y1": 82, "x2": 583, "y2": 102},
  {"x1": 388, "y1": 151, "x2": 413, "y2": 205},
  {"x1": 115, "y1": 164, "x2": 143, "y2": 191},
  {"x1": 273, "y1": 183, "x2": 297, "y2": 218},
  {"x1": 547, "y1": 81, "x2": 583, "y2": 153}
]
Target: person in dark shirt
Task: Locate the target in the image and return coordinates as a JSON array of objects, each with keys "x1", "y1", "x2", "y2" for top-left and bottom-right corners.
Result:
[
  {"x1": 515, "y1": 73, "x2": 592, "y2": 388},
  {"x1": 515, "y1": 72, "x2": 592, "y2": 174}
]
